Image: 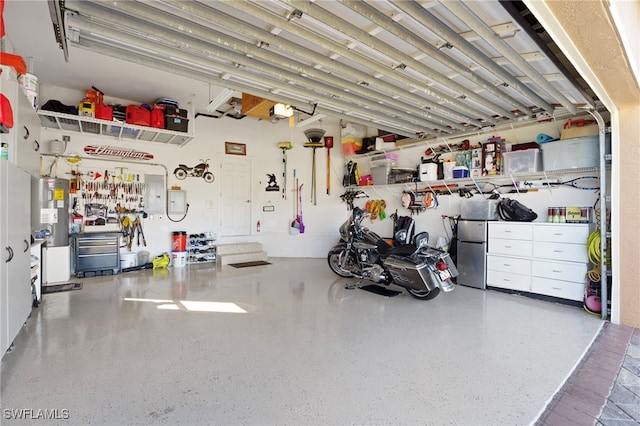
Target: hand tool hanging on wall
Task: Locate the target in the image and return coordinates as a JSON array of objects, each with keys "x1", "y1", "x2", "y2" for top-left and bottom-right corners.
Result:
[
  {"x1": 290, "y1": 169, "x2": 301, "y2": 235},
  {"x1": 277, "y1": 141, "x2": 292, "y2": 199},
  {"x1": 298, "y1": 182, "x2": 305, "y2": 233},
  {"x1": 303, "y1": 128, "x2": 325, "y2": 206},
  {"x1": 324, "y1": 136, "x2": 333, "y2": 195}
]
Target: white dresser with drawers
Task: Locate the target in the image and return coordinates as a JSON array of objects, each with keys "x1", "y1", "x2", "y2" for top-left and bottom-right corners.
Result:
[{"x1": 486, "y1": 222, "x2": 593, "y2": 301}]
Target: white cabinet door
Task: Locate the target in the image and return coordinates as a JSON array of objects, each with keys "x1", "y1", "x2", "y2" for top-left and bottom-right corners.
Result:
[
  {"x1": 1, "y1": 161, "x2": 32, "y2": 355},
  {"x1": 15, "y1": 87, "x2": 41, "y2": 176},
  {"x1": 1, "y1": 77, "x2": 40, "y2": 176},
  {"x1": 5, "y1": 164, "x2": 32, "y2": 351},
  {"x1": 0, "y1": 160, "x2": 9, "y2": 354}
]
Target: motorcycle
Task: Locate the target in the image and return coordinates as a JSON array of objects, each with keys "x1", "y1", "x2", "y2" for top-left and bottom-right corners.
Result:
[
  {"x1": 327, "y1": 207, "x2": 458, "y2": 300},
  {"x1": 174, "y1": 159, "x2": 215, "y2": 183}
]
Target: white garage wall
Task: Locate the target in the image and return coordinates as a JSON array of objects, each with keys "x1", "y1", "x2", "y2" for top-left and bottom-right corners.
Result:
[{"x1": 37, "y1": 85, "x2": 604, "y2": 260}]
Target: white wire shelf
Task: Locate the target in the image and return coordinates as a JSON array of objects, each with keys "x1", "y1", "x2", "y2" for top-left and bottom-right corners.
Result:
[
  {"x1": 37, "y1": 110, "x2": 194, "y2": 147},
  {"x1": 345, "y1": 167, "x2": 601, "y2": 194}
]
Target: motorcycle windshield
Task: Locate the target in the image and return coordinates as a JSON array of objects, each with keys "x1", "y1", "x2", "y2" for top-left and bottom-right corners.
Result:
[{"x1": 339, "y1": 218, "x2": 351, "y2": 240}]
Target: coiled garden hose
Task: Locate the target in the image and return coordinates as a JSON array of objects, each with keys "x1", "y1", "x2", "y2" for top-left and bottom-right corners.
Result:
[
  {"x1": 587, "y1": 230, "x2": 601, "y2": 282},
  {"x1": 586, "y1": 229, "x2": 610, "y2": 282}
]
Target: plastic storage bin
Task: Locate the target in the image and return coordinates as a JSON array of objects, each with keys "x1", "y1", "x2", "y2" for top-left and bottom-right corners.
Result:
[
  {"x1": 541, "y1": 135, "x2": 609, "y2": 171},
  {"x1": 503, "y1": 148, "x2": 542, "y2": 174},
  {"x1": 166, "y1": 115, "x2": 189, "y2": 132},
  {"x1": 371, "y1": 165, "x2": 390, "y2": 185},
  {"x1": 369, "y1": 153, "x2": 399, "y2": 167},
  {"x1": 460, "y1": 199, "x2": 500, "y2": 220}
]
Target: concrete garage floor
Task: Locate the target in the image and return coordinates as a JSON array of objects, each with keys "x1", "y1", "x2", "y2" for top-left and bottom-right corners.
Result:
[{"x1": 0, "y1": 258, "x2": 618, "y2": 425}]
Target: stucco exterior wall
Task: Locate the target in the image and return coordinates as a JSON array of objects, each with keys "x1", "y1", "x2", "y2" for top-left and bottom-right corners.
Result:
[{"x1": 618, "y1": 106, "x2": 640, "y2": 327}]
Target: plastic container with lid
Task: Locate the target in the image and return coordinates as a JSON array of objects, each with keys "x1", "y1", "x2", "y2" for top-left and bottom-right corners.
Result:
[
  {"x1": 452, "y1": 166, "x2": 469, "y2": 178},
  {"x1": 503, "y1": 148, "x2": 542, "y2": 174}
]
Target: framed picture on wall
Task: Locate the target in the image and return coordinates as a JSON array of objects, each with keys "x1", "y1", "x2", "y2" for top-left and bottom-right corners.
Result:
[{"x1": 225, "y1": 142, "x2": 246, "y2": 156}]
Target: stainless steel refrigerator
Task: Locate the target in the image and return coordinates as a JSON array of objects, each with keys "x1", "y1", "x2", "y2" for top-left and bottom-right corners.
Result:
[
  {"x1": 456, "y1": 220, "x2": 488, "y2": 289},
  {"x1": 31, "y1": 177, "x2": 71, "y2": 284}
]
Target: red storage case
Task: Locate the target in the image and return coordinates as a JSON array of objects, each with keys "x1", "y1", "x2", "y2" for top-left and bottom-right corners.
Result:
[
  {"x1": 151, "y1": 107, "x2": 164, "y2": 129},
  {"x1": 95, "y1": 104, "x2": 113, "y2": 121},
  {"x1": 125, "y1": 105, "x2": 151, "y2": 126}
]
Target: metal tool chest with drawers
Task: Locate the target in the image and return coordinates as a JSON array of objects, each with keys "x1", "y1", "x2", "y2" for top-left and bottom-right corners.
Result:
[{"x1": 73, "y1": 232, "x2": 120, "y2": 278}]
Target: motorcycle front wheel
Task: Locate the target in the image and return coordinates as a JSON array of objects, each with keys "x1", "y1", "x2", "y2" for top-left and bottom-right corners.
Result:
[
  {"x1": 203, "y1": 172, "x2": 215, "y2": 183},
  {"x1": 407, "y1": 287, "x2": 441, "y2": 300},
  {"x1": 327, "y1": 249, "x2": 355, "y2": 277},
  {"x1": 174, "y1": 169, "x2": 187, "y2": 180}
]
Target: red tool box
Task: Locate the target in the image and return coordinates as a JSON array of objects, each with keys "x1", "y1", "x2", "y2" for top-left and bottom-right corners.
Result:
[
  {"x1": 95, "y1": 104, "x2": 113, "y2": 121},
  {"x1": 125, "y1": 105, "x2": 151, "y2": 126}
]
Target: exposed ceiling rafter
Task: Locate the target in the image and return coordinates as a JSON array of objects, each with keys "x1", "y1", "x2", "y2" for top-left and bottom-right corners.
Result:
[{"x1": 52, "y1": 0, "x2": 595, "y2": 138}]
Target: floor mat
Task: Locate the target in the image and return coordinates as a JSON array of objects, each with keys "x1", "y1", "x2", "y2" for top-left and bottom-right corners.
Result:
[
  {"x1": 359, "y1": 284, "x2": 402, "y2": 297},
  {"x1": 229, "y1": 261, "x2": 272, "y2": 268},
  {"x1": 42, "y1": 282, "x2": 83, "y2": 294}
]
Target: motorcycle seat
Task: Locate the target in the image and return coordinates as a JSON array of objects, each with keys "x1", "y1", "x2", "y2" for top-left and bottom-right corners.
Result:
[{"x1": 377, "y1": 240, "x2": 417, "y2": 257}]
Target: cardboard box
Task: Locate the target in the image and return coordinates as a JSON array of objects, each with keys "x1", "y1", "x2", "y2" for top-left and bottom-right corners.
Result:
[
  {"x1": 482, "y1": 139, "x2": 505, "y2": 176},
  {"x1": 560, "y1": 123, "x2": 598, "y2": 140}
]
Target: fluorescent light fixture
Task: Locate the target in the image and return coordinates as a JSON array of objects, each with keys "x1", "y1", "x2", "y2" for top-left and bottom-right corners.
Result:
[
  {"x1": 296, "y1": 114, "x2": 327, "y2": 127},
  {"x1": 206, "y1": 88, "x2": 234, "y2": 112}
]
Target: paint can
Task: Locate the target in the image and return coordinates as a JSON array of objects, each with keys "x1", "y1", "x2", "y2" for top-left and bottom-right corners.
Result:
[{"x1": 171, "y1": 251, "x2": 187, "y2": 268}]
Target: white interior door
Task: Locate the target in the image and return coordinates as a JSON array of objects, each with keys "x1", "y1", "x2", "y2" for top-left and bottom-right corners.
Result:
[{"x1": 220, "y1": 157, "x2": 251, "y2": 236}]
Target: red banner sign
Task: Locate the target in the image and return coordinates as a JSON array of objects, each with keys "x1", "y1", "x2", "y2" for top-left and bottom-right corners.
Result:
[{"x1": 83, "y1": 145, "x2": 154, "y2": 161}]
